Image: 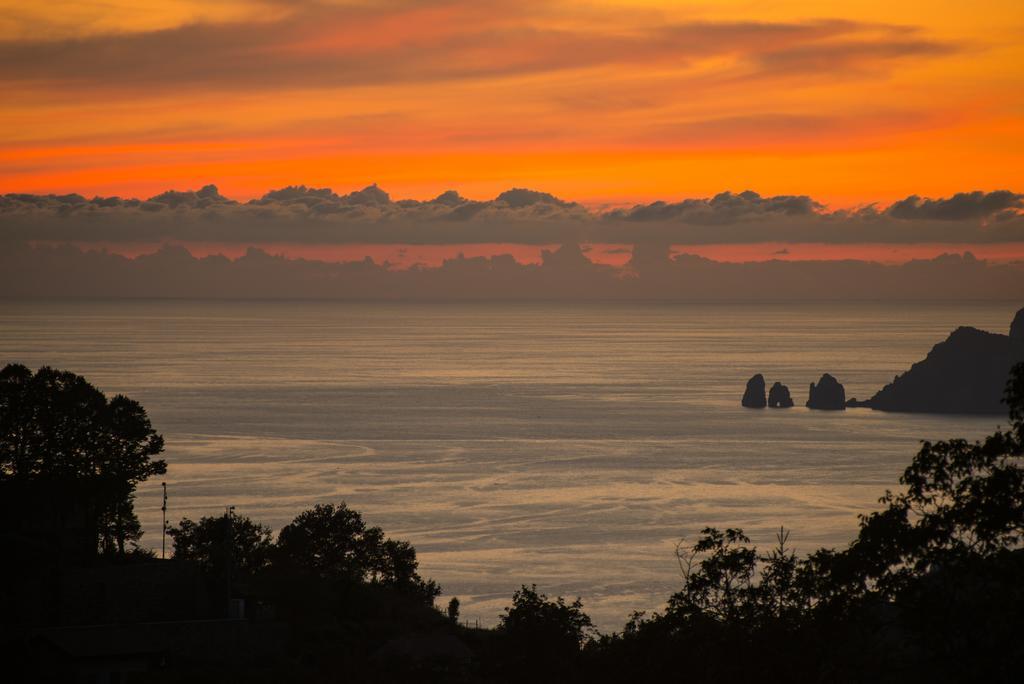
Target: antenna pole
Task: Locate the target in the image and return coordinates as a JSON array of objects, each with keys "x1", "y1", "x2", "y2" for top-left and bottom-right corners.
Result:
[{"x1": 161, "y1": 482, "x2": 167, "y2": 559}]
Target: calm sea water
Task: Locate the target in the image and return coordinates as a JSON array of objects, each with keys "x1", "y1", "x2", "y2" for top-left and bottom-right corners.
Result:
[{"x1": 0, "y1": 299, "x2": 1016, "y2": 629}]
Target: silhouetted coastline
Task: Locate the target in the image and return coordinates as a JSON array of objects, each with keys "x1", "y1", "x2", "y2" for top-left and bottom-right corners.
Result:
[{"x1": 850, "y1": 306, "x2": 1024, "y2": 414}]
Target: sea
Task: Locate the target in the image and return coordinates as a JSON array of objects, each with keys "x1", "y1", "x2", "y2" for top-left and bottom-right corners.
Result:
[{"x1": 0, "y1": 299, "x2": 1017, "y2": 630}]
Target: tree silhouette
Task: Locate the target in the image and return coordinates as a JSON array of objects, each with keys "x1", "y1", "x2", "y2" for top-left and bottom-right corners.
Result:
[
  {"x1": 276, "y1": 502, "x2": 376, "y2": 581},
  {"x1": 447, "y1": 596, "x2": 460, "y2": 622},
  {"x1": 826, "y1": 360, "x2": 1024, "y2": 601},
  {"x1": 275, "y1": 502, "x2": 440, "y2": 603},
  {"x1": 168, "y1": 512, "x2": 273, "y2": 580},
  {"x1": 499, "y1": 581, "x2": 598, "y2": 671},
  {"x1": 670, "y1": 527, "x2": 756, "y2": 623},
  {"x1": 0, "y1": 363, "x2": 166, "y2": 553}
]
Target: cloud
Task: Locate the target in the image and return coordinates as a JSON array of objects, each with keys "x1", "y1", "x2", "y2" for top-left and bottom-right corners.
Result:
[
  {"x1": 886, "y1": 191, "x2": 1024, "y2": 221},
  {"x1": 0, "y1": 4, "x2": 958, "y2": 94},
  {"x1": 146, "y1": 184, "x2": 236, "y2": 209},
  {"x1": 494, "y1": 188, "x2": 574, "y2": 209},
  {"x1": 754, "y1": 35, "x2": 955, "y2": 76},
  {"x1": 625, "y1": 109, "x2": 954, "y2": 151},
  {"x1": 2, "y1": 242, "x2": 1021, "y2": 302},
  {"x1": 3, "y1": 185, "x2": 1024, "y2": 246},
  {"x1": 606, "y1": 191, "x2": 823, "y2": 224}
]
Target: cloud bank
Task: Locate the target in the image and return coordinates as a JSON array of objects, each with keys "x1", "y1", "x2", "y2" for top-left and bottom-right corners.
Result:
[
  {"x1": 2, "y1": 185, "x2": 1022, "y2": 246},
  {"x1": 2, "y1": 242, "x2": 1021, "y2": 302}
]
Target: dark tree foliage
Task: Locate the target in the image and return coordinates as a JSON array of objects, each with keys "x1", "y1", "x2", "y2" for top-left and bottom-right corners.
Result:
[
  {"x1": 659, "y1": 526, "x2": 808, "y2": 630},
  {"x1": 276, "y1": 503, "x2": 379, "y2": 581},
  {"x1": 168, "y1": 512, "x2": 274, "y2": 581},
  {"x1": 842, "y1": 407, "x2": 1024, "y2": 599},
  {"x1": 669, "y1": 527, "x2": 757, "y2": 622},
  {"x1": 499, "y1": 584, "x2": 595, "y2": 649},
  {"x1": 0, "y1": 363, "x2": 165, "y2": 554},
  {"x1": 448, "y1": 596, "x2": 461, "y2": 623},
  {"x1": 490, "y1": 584, "x2": 596, "y2": 681},
  {"x1": 276, "y1": 502, "x2": 440, "y2": 604}
]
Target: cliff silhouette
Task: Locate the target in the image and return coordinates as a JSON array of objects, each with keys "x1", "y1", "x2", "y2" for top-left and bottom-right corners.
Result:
[{"x1": 850, "y1": 306, "x2": 1024, "y2": 414}]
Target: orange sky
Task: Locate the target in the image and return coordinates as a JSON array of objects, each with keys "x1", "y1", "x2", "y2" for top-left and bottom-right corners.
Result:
[{"x1": 1, "y1": 0, "x2": 1022, "y2": 207}]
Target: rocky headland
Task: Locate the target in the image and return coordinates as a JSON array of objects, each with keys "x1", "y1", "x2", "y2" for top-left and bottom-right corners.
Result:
[{"x1": 848, "y1": 306, "x2": 1024, "y2": 414}]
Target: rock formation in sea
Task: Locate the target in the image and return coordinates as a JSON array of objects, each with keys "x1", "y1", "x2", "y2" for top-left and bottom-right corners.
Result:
[
  {"x1": 851, "y1": 307, "x2": 1024, "y2": 414},
  {"x1": 768, "y1": 382, "x2": 794, "y2": 408},
  {"x1": 806, "y1": 374, "x2": 846, "y2": 410},
  {"x1": 742, "y1": 374, "x2": 767, "y2": 408}
]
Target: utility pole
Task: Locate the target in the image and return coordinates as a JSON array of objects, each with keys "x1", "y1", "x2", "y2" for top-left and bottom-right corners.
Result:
[{"x1": 161, "y1": 482, "x2": 167, "y2": 559}]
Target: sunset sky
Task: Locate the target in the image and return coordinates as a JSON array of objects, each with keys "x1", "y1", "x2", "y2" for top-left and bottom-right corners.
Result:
[{"x1": 3, "y1": 0, "x2": 1022, "y2": 208}]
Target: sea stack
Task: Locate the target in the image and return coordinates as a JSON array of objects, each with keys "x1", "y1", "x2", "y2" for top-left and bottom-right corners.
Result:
[
  {"x1": 742, "y1": 374, "x2": 767, "y2": 408},
  {"x1": 807, "y1": 374, "x2": 846, "y2": 410},
  {"x1": 768, "y1": 382, "x2": 794, "y2": 408}
]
